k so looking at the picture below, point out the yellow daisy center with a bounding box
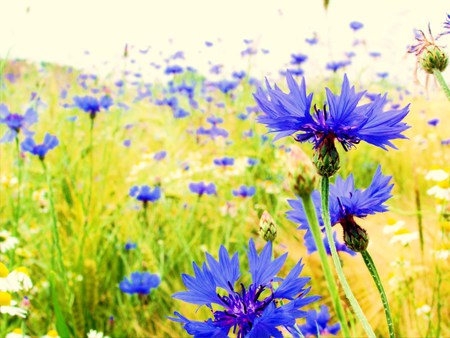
[12,329,23,334]
[0,262,10,277]
[47,329,59,337]
[15,267,29,276]
[0,291,12,306]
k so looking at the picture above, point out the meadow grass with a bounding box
[0,59,449,337]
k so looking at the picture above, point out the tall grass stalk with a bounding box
[432,69,450,101]
[321,177,376,338]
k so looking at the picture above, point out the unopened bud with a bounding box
[313,135,340,177]
[341,216,369,252]
[287,145,318,197]
[420,45,448,74]
[259,211,277,242]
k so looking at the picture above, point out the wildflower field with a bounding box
[1,10,449,338]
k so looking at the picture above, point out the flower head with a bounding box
[119,272,160,295]
[287,166,393,252]
[21,133,59,160]
[73,95,113,119]
[299,305,341,337]
[170,239,319,338]
[232,185,256,198]
[129,185,161,205]
[0,231,19,253]
[0,104,38,143]
[189,182,217,197]
[350,21,364,31]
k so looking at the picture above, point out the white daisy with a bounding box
[6,329,31,338]
[0,231,19,253]
[87,329,110,338]
[40,330,60,338]
[426,186,450,201]
[0,292,27,318]
[425,169,449,182]
[0,263,21,292]
[390,229,418,245]
[9,267,33,291]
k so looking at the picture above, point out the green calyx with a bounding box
[420,45,448,74]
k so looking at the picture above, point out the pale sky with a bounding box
[1,0,449,84]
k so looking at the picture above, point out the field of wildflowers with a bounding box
[0,10,449,338]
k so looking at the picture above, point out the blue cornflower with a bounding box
[125,241,137,250]
[253,72,410,175]
[232,185,256,198]
[189,182,217,197]
[129,185,161,206]
[287,166,393,252]
[165,65,184,75]
[215,80,239,94]
[170,239,320,338]
[119,272,160,295]
[299,305,341,337]
[21,133,59,160]
[213,157,235,167]
[291,53,308,65]
[73,95,113,119]
[207,116,224,126]
[441,14,450,36]
[247,158,259,166]
[428,118,440,127]
[154,150,167,161]
[232,71,247,80]
[350,21,364,31]
[326,61,350,72]
[0,104,38,142]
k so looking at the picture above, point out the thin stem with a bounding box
[321,177,376,338]
[432,69,450,101]
[301,195,351,337]
[13,136,23,238]
[361,250,395,338]
[41,160,66,281]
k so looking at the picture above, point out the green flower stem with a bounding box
[321,177,376,338]
[13,136,23,238]
[361,250,395,338]
[433,69,450,101]
[41,160,66,281]
[301,195,351,338]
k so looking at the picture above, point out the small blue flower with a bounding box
[154,151,167,161]
[247,158,259,166]
[215,80,239,94]
[299,305,341,337]
[189,182,217,196]
[0,104,38,143]
[232,185,256,198]
[213,157,234,167]
[287,166,393,252]
[21,133,59,160]
[291,53,308,65]
[73,95,113,119]
[326,61,351,72]
[129,185,161,204]
[350,21,364,31]
[165,65,184,75]
[125,241,137,250]
[119,272,160,295]
[170,239,320,338]
[253,72,410,151]
[428,118,440,127]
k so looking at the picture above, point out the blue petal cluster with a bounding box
[299,305,341,337]
[0,104,38,142]
[119,272,160,294]
[170,239,319,338]
[253,72,410,151]
[189,182,217,196]
[21,133,59,160]
[232,185,256,198]
[287,165,393,241]
[129,185,161,204]
[73,95,113,118]
[213,157,235,167]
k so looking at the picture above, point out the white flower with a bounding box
[426,186,450,201]
[0,263,21,292]
[383,219,405,234]
[0,231,19,253]
[0,292,27,318]
[390,229,418,246]
[431,249,450,260]
[425,169,449,182]
[40,330,60,338]
[9,268,33,291]
[87,329,110,338]
[6,329,31,338]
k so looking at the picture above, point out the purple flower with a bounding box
[290,53,308,65]
[189,182,217,196]
[125,241,137,250]
[73,95,113,119]
[129,185,161,204]
[0,104,38,143]
[428,118,440,127]
[350,21,364,31]
[326,61,351,72]
[299,305,341,337]
[253,72,410,151]
[21,133,59,160]
[165,65,184,75]
[119,272,160,295]
[247,158,259,166]
[170,239,320,338]
[287,166,393,252]
[213,157,234,167]
[154,151,167,161]
[232,185,256,198]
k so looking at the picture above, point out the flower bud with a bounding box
[287,146,318,197]
[341,217,369,252]
[259,211,277,242]
[313,135,340,177]
[420,45,448,74]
